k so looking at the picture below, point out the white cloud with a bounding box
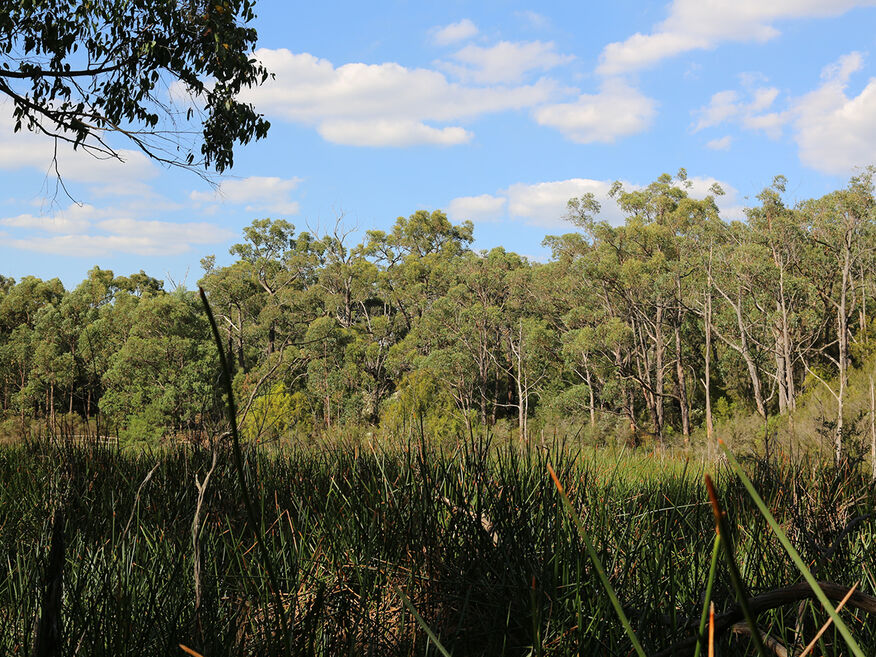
[505,179,629,226]
[1,203,232,257]
[447,194,507,222]
[1,212,88,234]
[448,178,631,228]
[693,83,785,137]
[318,120,472,147]
[792,52,876,174]
[439,41,574,84]
[684,176,745,220]
[448,174,743,228]
[534,79,657,143]
[694,90,741,129]
[706,135,733,150]
[240,49,562,147]
[515,10,550,29]
[691,53,876,174]
[430,19,479,46]
[191,175,302,214]
[0,102,159,190]
[597,0,876,75]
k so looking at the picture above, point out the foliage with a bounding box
[0,0,271,173]
[1,439,874,655]
[1,173,875,461]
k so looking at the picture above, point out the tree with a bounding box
[1,0,271,176]
[100,290,220,443]
[799,168,875,461]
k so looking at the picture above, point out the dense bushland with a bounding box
[2,169,875,462]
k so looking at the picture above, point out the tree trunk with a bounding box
[705,253,715,445]
[734,289,767,418]
[583,353,596,429]
[515,335,526,441]
[713,281,767,418]
[654,304,665,439]
[674,282,690,439]
[776,263,796,412]
[775,323,788,414]
[835,245,851,462]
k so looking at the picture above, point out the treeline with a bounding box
[1,169,874,453]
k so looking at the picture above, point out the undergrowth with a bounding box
[1,438,874,656]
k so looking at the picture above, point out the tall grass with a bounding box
[1,438,874,655]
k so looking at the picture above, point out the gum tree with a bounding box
[1,0,271,176]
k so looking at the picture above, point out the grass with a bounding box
[1,436,875,656]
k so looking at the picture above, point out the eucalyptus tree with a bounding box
[798,168,876,459]
[565,171,720,441]
[1,0,272,177]
[100,290,220,441]
[746,177,816,415]
[0,277,65,425]
[364,210,473,331]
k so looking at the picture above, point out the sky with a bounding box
[2,0,876,288]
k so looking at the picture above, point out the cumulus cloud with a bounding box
[692,53,876,175]
[793,52,876,174]
[684,176,745,220]
[430,19,479,46]
[534,79,658,143]
[504,179,630,226]
[706,135,733,150]
[191,176,303,214]
[597,0,876,75]
[240,49,562,147]
[0,103,159,192]
[693,82,785,137]
[448,174,742,228]
[318,120,472,147]
[439,41,574,84]
[0,203,232,257]
[448,178,630,228]
[447,194,507,222]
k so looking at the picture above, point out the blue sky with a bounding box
[2,1,876,287]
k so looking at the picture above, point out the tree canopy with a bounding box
[1,171,875,460]
[0,0,271,174]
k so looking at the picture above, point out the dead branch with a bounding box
[650,581,876,657]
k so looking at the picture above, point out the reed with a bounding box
[0,438,874,655]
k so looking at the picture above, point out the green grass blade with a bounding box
[547,464,647,657]
[198,287,291,653]
[394,586,453,657]
[693,533,721,657]
[718,441,865,657]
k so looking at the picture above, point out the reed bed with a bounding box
[1,438,874,656]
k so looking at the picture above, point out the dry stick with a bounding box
[178,644,205,657]
[199,288,292,654]
[121,460,161,542]
[649,582,876,657]
[192,449,218,611]
[730,623,788,657]
[798,582,858,657]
